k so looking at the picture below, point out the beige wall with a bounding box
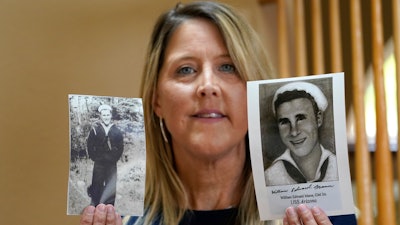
[0,1,275,224]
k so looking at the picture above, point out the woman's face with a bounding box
[153,18,248,160]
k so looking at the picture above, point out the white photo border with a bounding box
[67,94,146,216]
[247,73,354,220]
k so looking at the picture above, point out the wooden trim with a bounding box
[350,1,374,225]
[310,0,325,74]
[277,0,290,77]
[371,0,396,224]
[294,0,307,76]
[329,0,343,72]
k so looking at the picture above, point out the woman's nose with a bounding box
[196,70,220,97]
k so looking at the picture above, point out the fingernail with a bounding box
[312,206,321,215]
[86,206,95,214]
[287,206,296,216]
[107,206,114,214]
[298,204,308,212]
[98,204,106,212]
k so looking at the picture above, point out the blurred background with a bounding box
[2,0,399,224]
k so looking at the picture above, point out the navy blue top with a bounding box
[125,208,357,225]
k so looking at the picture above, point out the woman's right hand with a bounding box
[283,204,332,225]
[80,204,122,225]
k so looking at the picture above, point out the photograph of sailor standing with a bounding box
[87,104,124,205]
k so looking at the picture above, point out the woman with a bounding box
[80,2,356,225]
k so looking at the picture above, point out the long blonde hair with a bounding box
[136,1,274,224]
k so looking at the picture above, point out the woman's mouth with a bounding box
[194,113,224,118]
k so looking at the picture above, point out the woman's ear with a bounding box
[153,90,162,117]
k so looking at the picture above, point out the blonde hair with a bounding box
[135,1,274,224]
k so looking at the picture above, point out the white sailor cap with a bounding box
[98,104,112,112]
[272,81,328,115]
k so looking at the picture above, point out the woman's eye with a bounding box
[219,64,236,73]
[177,66,195,75]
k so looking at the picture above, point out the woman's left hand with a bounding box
[80,204,122,225]
[283,204,332,225]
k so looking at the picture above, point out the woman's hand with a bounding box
[80,204,122,225]
[283,204,332,225]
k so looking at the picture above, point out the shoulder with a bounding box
[92,122,103,131]
[264,160,293,186]
[122,210,161,225]
[320,146,336,158]
[265,160,285,175]
[122,216,138,225]
[265,149,293,175]
[110,124,123,133]
[88,123,101,135]
[328,214,357,225]
[321,147,337,165]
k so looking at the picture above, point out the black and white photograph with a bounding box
[67,94,145,216]
[261,77,337,186]
[247,73,354,220]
